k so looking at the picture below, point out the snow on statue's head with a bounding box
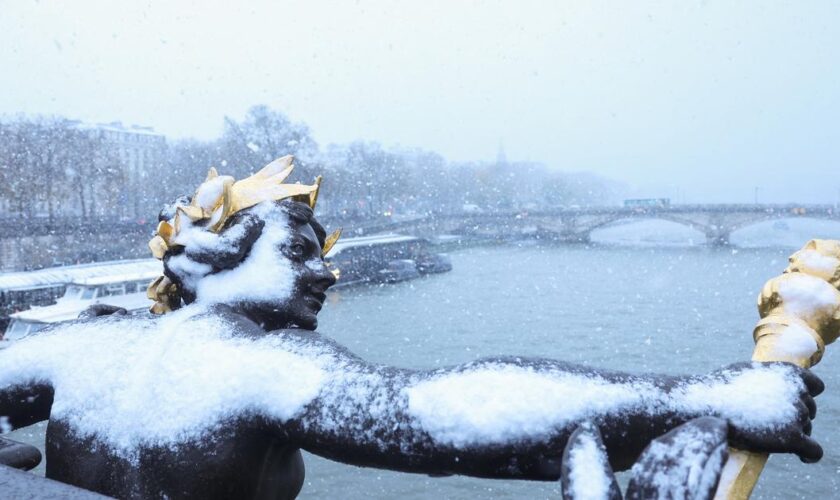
[147,156,339,331]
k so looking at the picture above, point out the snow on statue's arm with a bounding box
[261,329,823,479]
[0,336,56,433]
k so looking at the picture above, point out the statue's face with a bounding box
[236,219,336,331]
[170,202,335,331]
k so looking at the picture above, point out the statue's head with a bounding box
[147,156,339,331]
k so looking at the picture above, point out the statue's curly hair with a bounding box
[160,199,327,307]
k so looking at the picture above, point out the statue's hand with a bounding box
[687,362,824,463]
[626,417,729,500]
[78,304,129,320]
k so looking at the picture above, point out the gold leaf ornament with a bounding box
[322,227,342,257]
[146,275,179,315]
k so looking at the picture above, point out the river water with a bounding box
[304,243,840,499]
[8,240,840,498]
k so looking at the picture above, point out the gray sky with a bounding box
[1,0,839,203]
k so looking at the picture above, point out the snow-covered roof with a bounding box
[11,302,94,323]
[73,121,164,137]
[328,234,422,257]
[10,290,153,323]
[71,270,161,287]
[0,260,161,292]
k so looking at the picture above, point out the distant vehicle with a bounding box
[377,259,421,284]
[0,259,161,318]
[2,269,158,341]
[462,203,483,213]
[623,198,671,209]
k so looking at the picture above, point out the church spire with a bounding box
[496,140,507,165]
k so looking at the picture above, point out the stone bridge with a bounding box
[352,204,840,246]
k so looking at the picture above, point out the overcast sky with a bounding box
[1,0,838,203]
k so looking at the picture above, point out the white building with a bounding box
[76,121,167,218]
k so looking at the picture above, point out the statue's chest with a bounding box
[46,419,302,499]
[40,331,326,454]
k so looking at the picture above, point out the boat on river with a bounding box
[377,259,421,283]
[326,233,451,287]
[2,269,159,341]
[0,259,160,319]
[1,234,451,339]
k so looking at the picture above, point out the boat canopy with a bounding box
[10,269,159,324]
[0,259,161,292]
[70,270,161,287]
[9,303,92,324]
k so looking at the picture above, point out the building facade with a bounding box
[77,121,167,219]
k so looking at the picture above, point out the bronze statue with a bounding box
[0,158,832,499]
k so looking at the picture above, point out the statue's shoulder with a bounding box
[263,328,363,361]
[188,304,266,339]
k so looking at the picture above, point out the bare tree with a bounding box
[0,107,624,228]
[221,105,318,178]
[0,117,69,218]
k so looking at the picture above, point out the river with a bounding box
[304,242,840,499]
[8,240,840,498]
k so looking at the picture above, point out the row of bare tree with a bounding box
[0,119,124,219]
[0,106,623,222]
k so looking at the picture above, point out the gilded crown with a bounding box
[146,155,341,314]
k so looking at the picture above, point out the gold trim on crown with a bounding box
[148,156,323,258]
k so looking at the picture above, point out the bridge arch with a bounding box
[587,218,706,246]
[583,214,711,235]
[725,212,840,233]
[729,217,840,247]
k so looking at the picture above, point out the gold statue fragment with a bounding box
[715,239,840,499]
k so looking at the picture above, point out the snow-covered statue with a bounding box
[0,157,836,499]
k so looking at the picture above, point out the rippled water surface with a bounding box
[9,242,840,498]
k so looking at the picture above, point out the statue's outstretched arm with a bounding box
[267,330,820,480]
